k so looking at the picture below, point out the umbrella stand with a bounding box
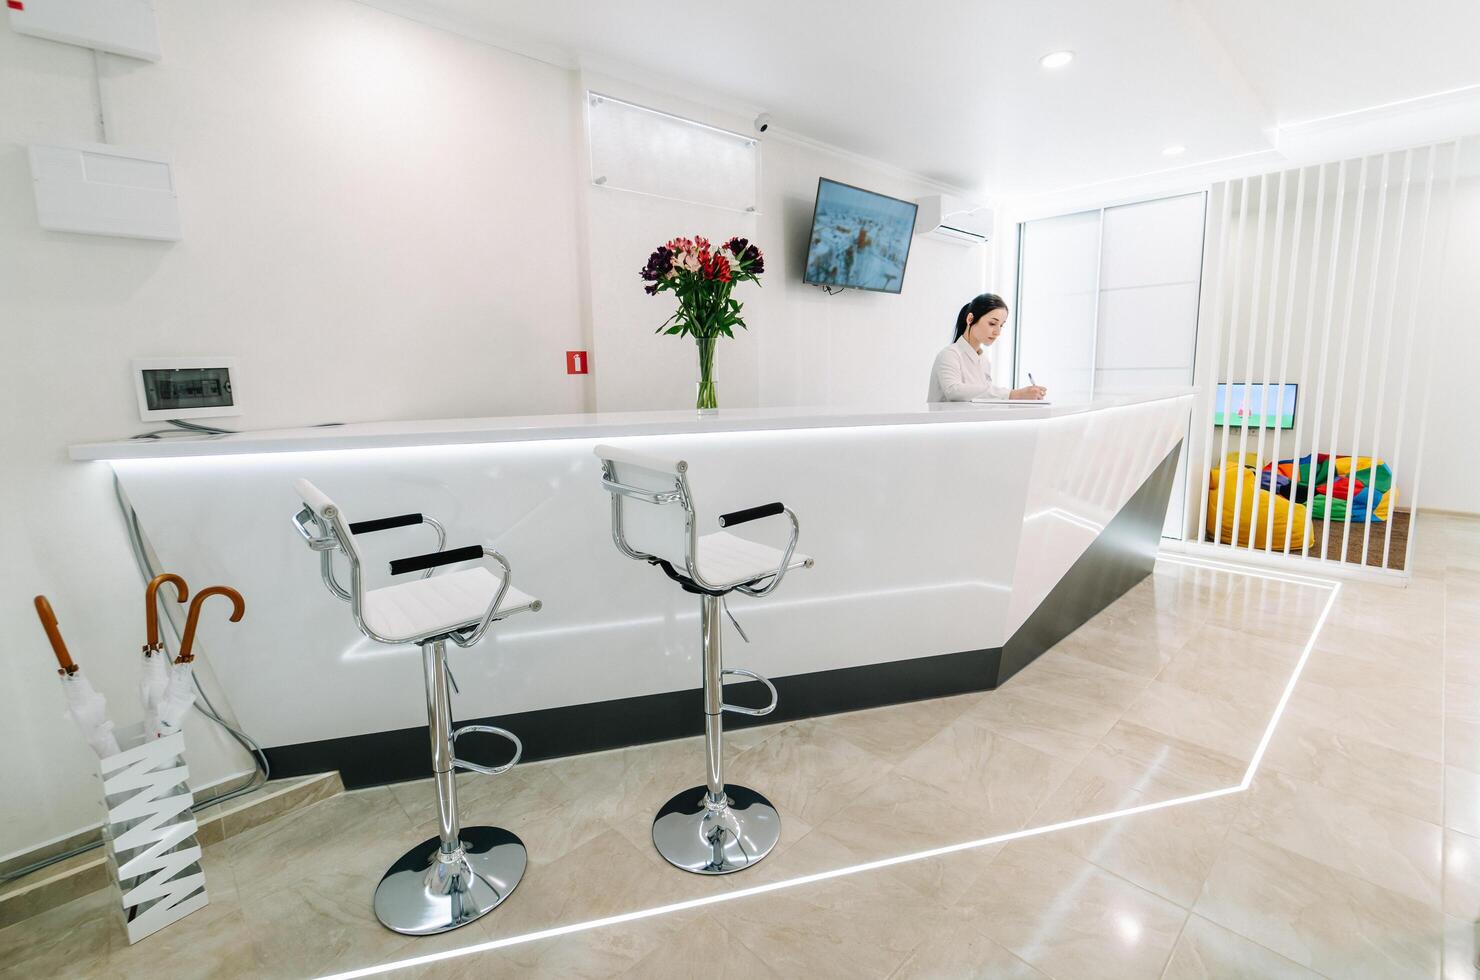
[110,583,240,938]
[98,729,210,943]
[33,592,210,943]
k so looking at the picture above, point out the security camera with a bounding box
[754,113,771,134]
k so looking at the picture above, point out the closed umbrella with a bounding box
[34,596,121,759]
[140,573,189,738]
[154,586,244,738]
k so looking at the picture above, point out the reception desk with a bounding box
[72,391,1192,785]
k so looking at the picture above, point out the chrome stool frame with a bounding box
[596,445,812,875]
[292,481,541,935]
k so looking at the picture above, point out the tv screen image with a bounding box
[1214,383,1298,430]
[803,178,918,294]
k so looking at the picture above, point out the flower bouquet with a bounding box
[640,235,764,410]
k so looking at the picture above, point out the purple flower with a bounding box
[640,245,673,284]
[723,237,763,275]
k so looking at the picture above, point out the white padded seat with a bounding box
[363,566,537,641]
[693,532,811,591]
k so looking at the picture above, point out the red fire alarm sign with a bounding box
[566,350,589,375]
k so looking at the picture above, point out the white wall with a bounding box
[1419,173,1480,515]
[751,141,990,408]
[0,0,589,862]
[0,0,986,859]
[576,76,989,414]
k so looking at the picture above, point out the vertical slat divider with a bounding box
[1404,139,1464,574]
[1319,154,1371,565]
[1212,177,1252,549]
[1382,144,1440,570]
[1300,158,1349,558]
[1195,182,1235,543]
[1250,168,1290,552]
[1337,151,1393,565]
[1088,209,1106,400]
[1359,148,1414,565]
[1283,162,1327,556]
[1265,166,1307,553]
[1229,174,1270,549]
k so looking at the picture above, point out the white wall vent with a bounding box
[29,142,181,241]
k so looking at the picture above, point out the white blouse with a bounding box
[927,336,1009,402]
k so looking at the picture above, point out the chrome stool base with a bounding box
[652,784,781,875]
[373,826,527,935]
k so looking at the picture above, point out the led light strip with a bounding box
[319,553,1340,980]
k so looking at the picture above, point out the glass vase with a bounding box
[695,335,718,411]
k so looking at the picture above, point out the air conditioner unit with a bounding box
[915,194,993,246]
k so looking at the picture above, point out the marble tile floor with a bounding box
[0,770,344,930]
[4,513,1479,979]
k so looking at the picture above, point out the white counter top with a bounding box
[70,389,1194,460]
[110,390,1193,750]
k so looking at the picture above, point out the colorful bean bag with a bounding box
[1208,456,1314,550]
[1259,465,1292,497]
[1261,454,1396,522]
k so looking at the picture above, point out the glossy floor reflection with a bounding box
[5,516,1479,979]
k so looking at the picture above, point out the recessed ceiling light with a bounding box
[1162,144,1187,157]
[1039,50,1074,69]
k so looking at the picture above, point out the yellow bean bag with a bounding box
[1206,459,1314,550]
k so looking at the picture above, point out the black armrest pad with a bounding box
[349,513,422,534]
[389,544,482,576]
[718,502,784,528]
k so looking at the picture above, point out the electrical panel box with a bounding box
[6,0,162,62]
[133,358,242,422]
[29,142,182,241]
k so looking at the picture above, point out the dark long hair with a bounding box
[953,293,1009,342]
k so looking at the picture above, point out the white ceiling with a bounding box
[373,0,1480,198]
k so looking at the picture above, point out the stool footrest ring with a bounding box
[721,667,778,717]
[451,725,523,775]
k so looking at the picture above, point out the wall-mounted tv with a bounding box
[1215,383,1298,430]
[803,178,918,294]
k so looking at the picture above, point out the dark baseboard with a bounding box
[267,442,1181,789]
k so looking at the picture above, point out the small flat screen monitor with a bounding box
[803,178,918,294]
[1215,383,1297,430]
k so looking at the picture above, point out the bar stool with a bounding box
[595,445,812,874]
[291,479,541,935]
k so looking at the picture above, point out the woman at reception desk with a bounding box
[928,292,1048,403]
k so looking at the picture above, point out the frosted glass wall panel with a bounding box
[1014,209,1101,398]
[587,92,758,212]
[1015,192,1206,537]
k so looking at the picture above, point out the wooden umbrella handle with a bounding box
[34,595,77,675]
[145,573,189,652]
[178,586,245,663]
